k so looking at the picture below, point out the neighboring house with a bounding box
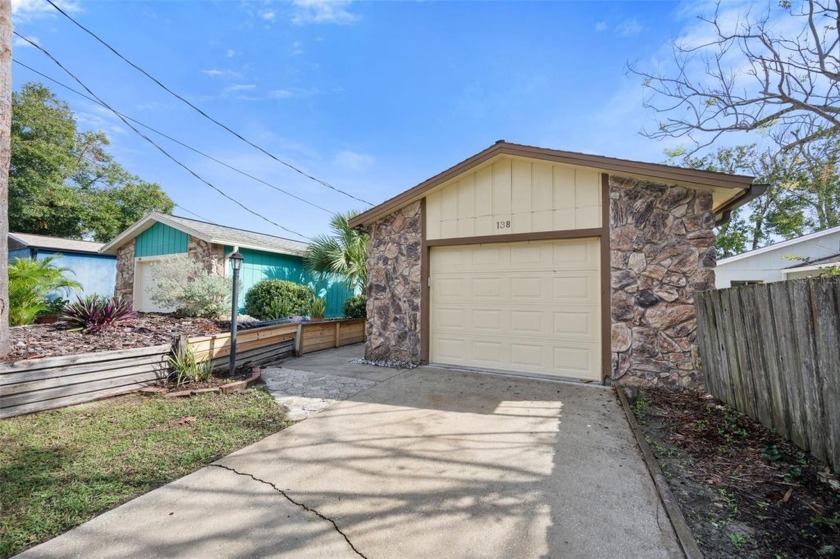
[8,232,116,298]
[716,225,840,288]
[349,141,763,387]
[100,212,354,317]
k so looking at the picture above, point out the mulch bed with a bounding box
[6,314,226,363]
[632,387,839,558]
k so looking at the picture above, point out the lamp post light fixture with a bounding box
[228,250,244,378]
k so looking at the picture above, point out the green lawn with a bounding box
[0,390,289,558]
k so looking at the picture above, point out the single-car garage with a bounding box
[430,238,601,380]
[351,141,762,387]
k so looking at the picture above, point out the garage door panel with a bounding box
[430,238,601,381]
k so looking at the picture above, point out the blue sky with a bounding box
[10,0,756,242]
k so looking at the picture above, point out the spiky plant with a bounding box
[304,210,369,292]
[8,256,81,326]
[62,295,135,334]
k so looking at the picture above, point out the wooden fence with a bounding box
[695,277,840,470]
[1,319,366,419]
[297,319,366,355]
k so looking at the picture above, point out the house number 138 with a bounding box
[496,220,511,229]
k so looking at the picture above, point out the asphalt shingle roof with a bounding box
[9,233,106,254]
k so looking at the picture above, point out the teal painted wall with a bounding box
[135,222,188,257]
[226,247,354,318]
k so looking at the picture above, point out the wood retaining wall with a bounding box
[298,319,366,355]
[695,278,840,470]
[0,344,172,419]
[1,319,365,419]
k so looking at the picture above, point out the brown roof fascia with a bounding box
[714,183,769,225]
[349,141,756,228]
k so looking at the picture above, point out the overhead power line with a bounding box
[14,59,336,216]
[14,31,312,242]
[45,0,374,207]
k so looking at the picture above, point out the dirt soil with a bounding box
[632,388,839,558]
[6,314,226,363]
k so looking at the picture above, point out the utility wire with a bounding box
[45,0,374,207]
[173,204,211,222]
[14,31,312,242]
[14,59,336,216]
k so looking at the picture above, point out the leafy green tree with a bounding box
[667,144,812,257]
[304,211,369,292]
[9,83,174,241]
[8,256,81,326]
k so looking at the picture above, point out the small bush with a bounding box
[149,256,232,319]
[309,297,327,318]
[169,341,212,386]
[63,295,135,334]
[343,295,367,318]
[244,280,314,320]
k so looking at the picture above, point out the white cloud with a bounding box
[201,69,240,78]
[226,49,238,58]
[292,41,304,55]
[334,150,374,171]
[226,84,257,92]
[616,18,645,37]
[595,21,608,32]
[261,10,276,21]
[12,35,38,48]
[291,0,358,25]
[12,0,80,21]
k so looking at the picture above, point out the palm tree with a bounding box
[304,211,369,293]
[9,255,81,325]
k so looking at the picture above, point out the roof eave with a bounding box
[349,141,756,228]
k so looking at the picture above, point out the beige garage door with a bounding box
[430,238,601,381]
[134,259,177,313]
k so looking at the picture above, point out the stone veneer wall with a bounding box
[114,240,136,301]
[609,176,716,388]
[188,237,226,277]
[365,201,422,363]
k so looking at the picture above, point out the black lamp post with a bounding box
[228,251,244,378]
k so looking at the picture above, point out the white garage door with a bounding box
[430,238,602,381]
[134,259,177,313]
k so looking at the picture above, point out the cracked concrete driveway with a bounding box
[18,345,681,559]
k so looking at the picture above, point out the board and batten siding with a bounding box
[425,157,602,240]
[227,247,355,318]
[135,222,189,257]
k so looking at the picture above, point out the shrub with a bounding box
[309,297,327,319]
[63,295,135,334]
[9,256,81,326]
[343,295,367,318]
[169,341,212,386]
[244,280,314,320]
[149,256,232,319]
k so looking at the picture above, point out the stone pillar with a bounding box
[188,237,226,277]
[609,176,716,388]
[114,240,136,301]
[365,201,422,364]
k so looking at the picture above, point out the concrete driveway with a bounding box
[19,346,681,559]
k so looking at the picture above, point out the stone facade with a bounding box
[609,176,716,388]
[365,201,422,363]
[188,237,226,277]
[114,240,136,301]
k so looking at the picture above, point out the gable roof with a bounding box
[717,224,840,266]
[349,141,762,228]
[9,233,106,255]
[100,212,309,257]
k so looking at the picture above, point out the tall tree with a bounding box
[9,82,174,241]
[0,0,10,357]
[633,0,839,153]
[667,144,812,256]
[304,211,369,293]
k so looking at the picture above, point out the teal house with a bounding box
[8,233,116,298]
[100,212,353,317]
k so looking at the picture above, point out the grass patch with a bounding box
[0,390,288,558]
